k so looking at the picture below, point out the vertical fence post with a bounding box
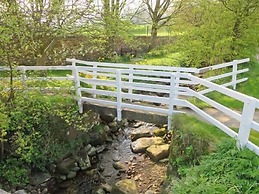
[129,67,133,102]
[20,66,27,87]
[92,64,97,98]
[232,60,238,90]
[116,70,122,121]
[175,70,180,99]
[72,59,83,113]
[237,98,256,149]
[168,73,178,131]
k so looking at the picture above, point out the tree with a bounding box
[170,0,259,67]
[100,0,134,57]
[0,0,95,66]
[143,0,183,48]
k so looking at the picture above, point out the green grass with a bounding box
[130,24,173,36]
[173,114,229,147]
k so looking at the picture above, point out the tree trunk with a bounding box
[150,24,158,50]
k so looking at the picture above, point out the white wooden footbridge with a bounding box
[0,58,259,155]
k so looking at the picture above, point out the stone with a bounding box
[109,121,119,133]
[131,137,164,153]
[113,161,127,172]
[96,145,106,153]
[13,190,27,194]
[100,113,115,123]
[57,158,77,175]
[71,166,80,172]
[146,144,170,162]
[78,155,91,170]
[88,146,97,156]
[67,171,77,179]
[59,175,67,181]
[30,172,51,186]
[153,127,167,137]
[0,189,10,194]
[130,127,152,141]
[111,179,139,194]
[89,124,108,146]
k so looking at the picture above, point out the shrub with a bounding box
[0,90,95,187]
[172,140,259,194]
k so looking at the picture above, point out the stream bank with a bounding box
[1,114,172,194]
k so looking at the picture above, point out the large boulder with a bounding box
[146,144,170,162]
[131,137,164,153]
[111,179,139,194]
[130,127,152,141]
[153,127,167,137]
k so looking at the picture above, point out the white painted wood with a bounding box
[66,58,198,73]
[237,99,257,148]
[197,58,249,72]
[246,141,259,155]
[79,78,116,87]
[80,88,117,97]
[187,88,242,121]
[187,74,252,103]
[168,73,177,130]
[123,82,170,90]
[232,60,238,90]
[122,93,169,104]
[72,59,83,113]
[20,66,27,87]
[199,78,248,95]
[251,122,259,132]
[81,97,117,106]
[206,68,249,82]
[116,70,122,121]
[186,101,238,138]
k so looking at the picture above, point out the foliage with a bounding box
[171,140,259,194]
[170,0,259,67]
[169,114,227,175]
[0,90,95,187]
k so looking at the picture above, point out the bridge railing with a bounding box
[174,73,259,155]
[66,58,250,95]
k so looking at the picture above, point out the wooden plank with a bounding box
[187,88,242,121]
[122,93,169,104]
[246,141,259,156]
[79,78,116,87]
[187,74,250,102]
[80,88,117,97]
[206,68,249,82]
[199,78,248,95]
[186,101,238,138]
[81,97,117,106]
[66,58,198,73]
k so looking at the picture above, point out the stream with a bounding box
[54,121,168,194]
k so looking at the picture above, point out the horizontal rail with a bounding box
[206,68,249,82]
[199,78,248,95]
[66,58,198,73]
[186,74,252,103]
[186,101,238,137]
[80,88,117,97]
[198,58,250,73]
[187,88,242,121]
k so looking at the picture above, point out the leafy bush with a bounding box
[172,140,259,194]
[169,114,227,175]
[0,90,95,187]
